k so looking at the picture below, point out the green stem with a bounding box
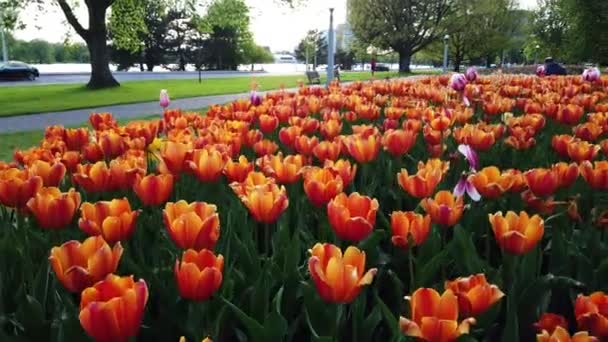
[264,223,271,258]
[408,246,415,291]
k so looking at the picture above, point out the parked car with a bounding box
[374,64,390,72]
[0,61,39,80]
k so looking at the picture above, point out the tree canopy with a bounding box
[349,0,454,72]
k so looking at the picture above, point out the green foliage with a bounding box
[532,0,608,65]
[109,0,148,54]
[348,0,454,72]
[5,34,89,64]
[294,30,328,68]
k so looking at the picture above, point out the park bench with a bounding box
[306,71,321,85]
[305,69,341,85]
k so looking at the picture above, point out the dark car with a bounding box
[374,64,390,72]
[0,61,40,80]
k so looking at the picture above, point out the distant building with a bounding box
[273,54,297,63]
[336,23,354,51]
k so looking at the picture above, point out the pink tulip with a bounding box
[449,73,467,92]
[250,90,261,106]
[465,67,478,82]
[159,89,170,109]
[454,174,481,201]
[582,67,601,82]
[536,65,546,77]
[458,144,479,171]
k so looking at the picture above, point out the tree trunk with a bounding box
[85,4,119,89]
[398,51,412,73]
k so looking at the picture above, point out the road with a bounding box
[0,70,302,87]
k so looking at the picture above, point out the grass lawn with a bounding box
[0,71,402,117]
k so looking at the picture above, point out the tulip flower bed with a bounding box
[2,73,608,342]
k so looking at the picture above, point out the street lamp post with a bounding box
[327,8,335,86]
[443,34,449,73]
[0,29,7,63]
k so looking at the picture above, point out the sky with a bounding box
[13,0,538,52]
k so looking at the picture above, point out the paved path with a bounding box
[0,92,254,133]
[0,70,301,87]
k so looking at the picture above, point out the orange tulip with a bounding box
[390,211,431,248]
[63,128,90,151]
[537,326,598,342]
[174,249,223,301]
[98,131,127,159]
[399,288,475,342]
[575,292,608,338]
[82,142,105,163]
[453,124,496,152]
[382,129,417,156]
[223,155,254,183]
[89,112,117,131]
[108,157,146,191]
[580,161,608,189]
[524,168,560,197]
[444,274,504,318]
[278,126,302,148]
[327,192,378,242]
[179,337,213,342]
[534,313,568,334]
[320,119,343,139]
[504,168,526,192]
[186,148,228,182]
[567,140,600,162]
[160,141,191,175]
[164,200,220,251]
[308,243,377,303]
[294,135,319,156]
[257,153,306,184]
[229,171,275,197]
[125,120,160,146]
[313,140,342,162]
[303,167,344,207]
[252,139,279,156]
[343,134,381,164]
[469,166,513,199]
[79,199,140,244]
[59,151,81,173]
[420,191,464,227]
[27,187,81,229]
[49,236,123,293]
[0,168,43,208]
[324,159,357,187]
[398,167,443,198]
[238,183,289,223]
[574,122,603,142]
[521,190,560,215]
[133,174,174,206]
[556,104,584,125]
[73,162,111,193]
[79,274,148,342]
[488,211,544,255]
[258,114,279,134]
[553,162,579,188]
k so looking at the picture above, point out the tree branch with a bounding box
[56,0,88,39]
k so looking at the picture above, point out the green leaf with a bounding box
[451,225,487,275]
[360,305,383,342]
[263,311,288,341]
[220,296,265,342]
[501,295,519,342]
[374,291,401,339]
[416,246,451,287]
